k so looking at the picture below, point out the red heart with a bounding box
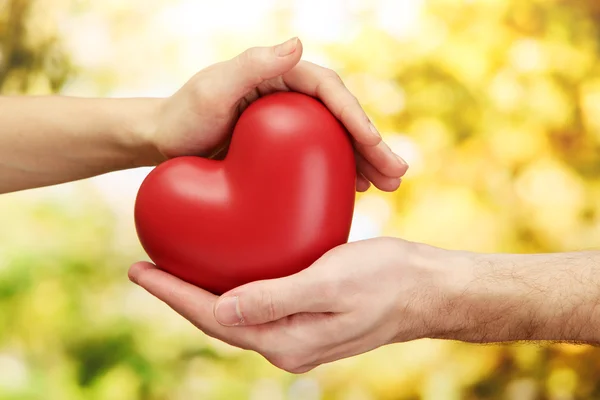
[134,92,356,295]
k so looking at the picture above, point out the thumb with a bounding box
[213,274,329,326]
[221,37,303,98]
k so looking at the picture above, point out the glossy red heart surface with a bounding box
[134,92,356,294]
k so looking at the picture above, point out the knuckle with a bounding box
[339,102,353,122]
[315,69,344,98]
[237,48,266,85]
[322,68,342,83]
[287,366,309,375]
[185,73,221,109]
[290,364,315,374]
[239,48,254,65]
[269,354,305,373]
[194,82,218,106]
[257,288,278,322]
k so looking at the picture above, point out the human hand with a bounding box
[128,238,463,373]
[129,232,600,374]
[143,37,408,192]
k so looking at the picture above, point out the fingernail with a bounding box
[368,122,381,138]
[275,37,298,57]
[395,153,408,167]
[215,296,243,326]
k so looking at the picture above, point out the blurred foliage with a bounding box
[328,0,600,255]
[0,0,71,93]
[2,0,600,399]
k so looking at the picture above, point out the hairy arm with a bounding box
[126,236,600,373]
[0,96,163,194]
[436,250,600,345]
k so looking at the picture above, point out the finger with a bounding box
[213,273,333,327]
[354,139,409,179]
[356,172,371,192]
[355,151,402,192]
[128,262,253,347]
[282,61,377,147]
[221,37,303,99]
[282,61,408,177]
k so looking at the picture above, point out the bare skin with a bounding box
[0,37,407,194]
[130,240,600,373]
[3,37,597,375]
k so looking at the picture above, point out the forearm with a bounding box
[435,249,600,344]
[0,96,164,193]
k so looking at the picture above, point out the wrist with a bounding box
[401,244,482,341]
[388,240,477,342]
[111,97,167,168]
[398,244,544,343]
[424,251,531,343]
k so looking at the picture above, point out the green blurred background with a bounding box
[1,0,600,398]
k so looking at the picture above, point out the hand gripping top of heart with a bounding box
[134,92,356,294]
